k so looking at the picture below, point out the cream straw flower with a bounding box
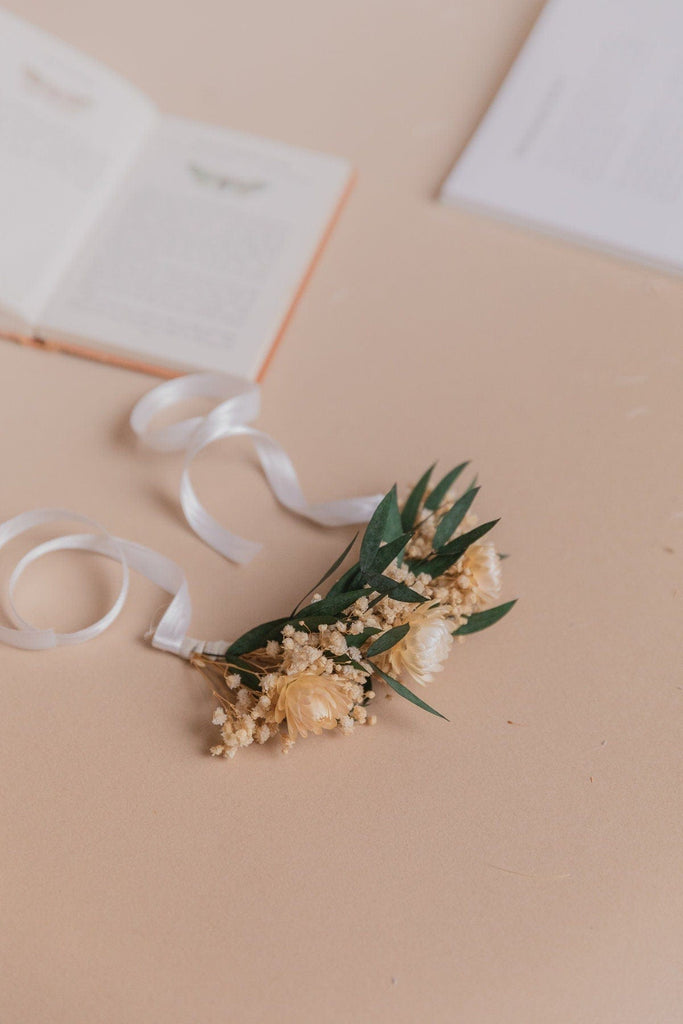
[462,541,502,608]
[274,671,353,739]
[378,602,453,687]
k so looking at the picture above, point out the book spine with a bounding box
[1,331,180,378]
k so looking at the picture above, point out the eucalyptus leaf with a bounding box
[366,622,410,657]
[387,582,429,603]
[326,564,361,597]
[226,617,290,657]
[370,530,413,575]
[382,487,404,543]
[370,663,448,720]
[432,486,480,550]
[296,588,369,621]
[414,519,500,578]
[345,626,381,648]
[291,613,340,631]
[400,464,435,530]
[438,519,500,561]
[359,486,397,573]
[424,462,469,511]
[290,533,358,615]
[454,600,517,635]
[365,573,428,603]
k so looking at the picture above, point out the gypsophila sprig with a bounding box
[193,464,516,758]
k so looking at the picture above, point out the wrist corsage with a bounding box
[192,463,516,758]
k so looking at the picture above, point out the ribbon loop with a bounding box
[1,372,383,656]
[130,372,383,564]
[0,510,130,650]
[0,509,196,657]
[130,372,260,452]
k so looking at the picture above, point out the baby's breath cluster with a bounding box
[193,462,515,759]
[198,621,370,758]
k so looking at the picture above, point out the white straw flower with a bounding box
[462,541,502,608]
[274,671,353,739]
[378,602,453,687]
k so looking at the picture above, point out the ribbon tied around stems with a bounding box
[0,374,383,657]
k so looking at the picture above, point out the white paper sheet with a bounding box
[441,0,683,274]
[0,9,155,321]
[41,116,350,378]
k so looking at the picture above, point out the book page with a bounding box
[441,0,683,274]
[40,116,350,378]
[0,10,156,324]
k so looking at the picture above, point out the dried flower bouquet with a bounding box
[193,463,515,758]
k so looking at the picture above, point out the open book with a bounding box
[441,0,683,276]
[0,10,352,379]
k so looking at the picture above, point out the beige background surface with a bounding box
[1,1,682,1021]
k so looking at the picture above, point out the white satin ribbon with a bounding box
[1,373,382,657]
[129,372,383,563]
[0,507,201,657]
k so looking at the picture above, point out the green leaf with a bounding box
[439,519,500,561]
[414,519,500,579]
[387,582,429,603]
[292,613,341,631]
[326,564,361,597]
[366,622,409,657]
[454,600,517,635]
[432,486,480,550]
[400,464,435,530]
[424,462,469,511]
[296,588,369,621]
[291,533,358,615]
[360,486,397,573]
[226,617,290,656]
[383,487,404,543]
[340,626,380,647]
[364,573,428,603]
[345,627,381,648]
[369,530,413,575]
[370,663,448,721]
